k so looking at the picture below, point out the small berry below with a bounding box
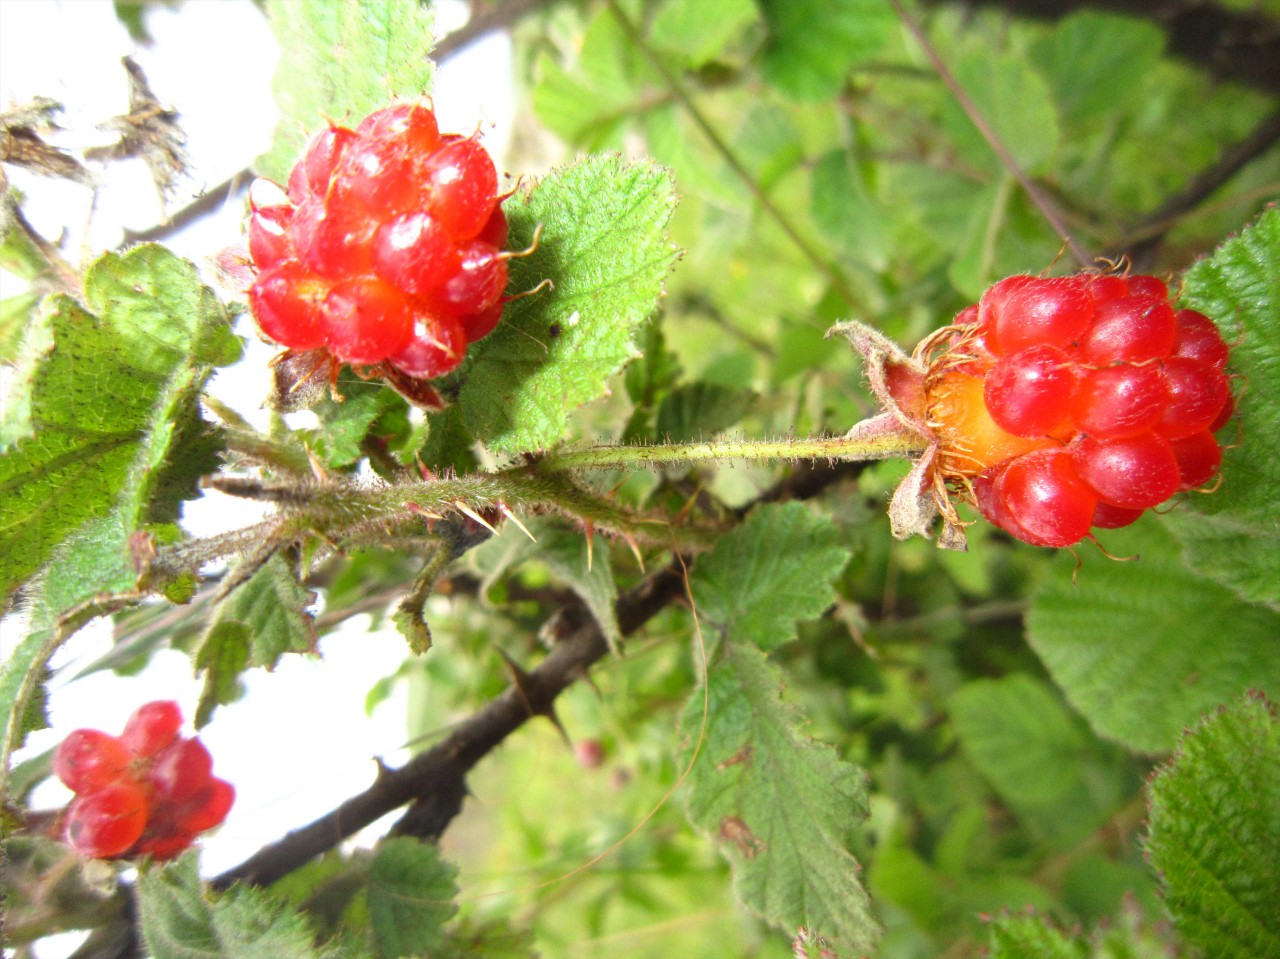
[246,101,510,385]
[53,701,233,860]
[923,273,1232,548]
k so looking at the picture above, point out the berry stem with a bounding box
[534,416,929,473]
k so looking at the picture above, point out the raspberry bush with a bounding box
[1,2,1278,959]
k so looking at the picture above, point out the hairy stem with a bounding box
[534,428,929,473]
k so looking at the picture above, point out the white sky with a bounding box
[1,2,515,955]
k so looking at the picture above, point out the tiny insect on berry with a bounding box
[52,701,234,861]
[243,100,519,405]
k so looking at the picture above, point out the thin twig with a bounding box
[889,0,1092,268]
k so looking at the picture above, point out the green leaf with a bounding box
[654,381,754,443]
[137,854,322,959]
[469,517,621,652]
[759,0,894,100]
[1030,12,1164,127]
[986,913,1085,959]
[939,51,1060,176]
[458,154,679,453]
[1163,207,1280,610]
[436,918,537,959]
[366,838,459,959]
[1027,521,1280,752]
[194,555,317,726]
[259,0,434,180]
[649,0,760,67]
[689,502,850,651]
[679,641,878,950]
[1,835,123,944]
[0,246,239,771]
[950,675,1132,844]
[810,148,887,269]
[1146,692,1280,959]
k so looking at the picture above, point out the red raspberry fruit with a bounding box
[53,701,233,861]
[244,100,512,394]
[923,272,1232,548]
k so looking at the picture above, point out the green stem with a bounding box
[535,428,928,473]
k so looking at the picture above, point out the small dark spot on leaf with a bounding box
[719,815,765,859]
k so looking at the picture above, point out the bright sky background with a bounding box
[0,2,514,955]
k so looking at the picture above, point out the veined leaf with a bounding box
[458,154,679,453]
[366,838,458,959]
[1027,521,1280,752]
[259,0,434,181]
[679,642,878,950]
[759,0,894,100]
[469,517,621,653]
[1146,692,1280,959]
[194,554,318,727]
[689,502,850,652]
[137,854,323,959]
[1164,207,1280,610]
[0,245,239,775]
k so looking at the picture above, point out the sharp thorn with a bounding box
[622,531,645,572]
[498,502,537,541]
[454,500,498,534]
[584,520,595,572]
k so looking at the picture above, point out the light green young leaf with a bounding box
[1027,522,1280,752]
[469,517,621,652]
[679,642,878,951]
[1146,692,1280,959]
[532,7,659,148]
[458,154,679,453]
[810,148,887,269]
[366,838,459,959]
[949,675,1131,845]
[1029,12,1164,127]
[939,52,1060,176]
[194,555,317,726]
[435,917,537,959]
[986,913,1085,959]
[654,381,754,443]
[759,0,894,100]
[689,502,850,651]
[987,902,1180,959]
[1163,207,1280,610]
[259,0,434,180]
[649,0,760,68]
[137,854,322,959]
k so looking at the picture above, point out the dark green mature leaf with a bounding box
[137,854,323,959]
[759,0,894,100]
[1147,693,1280,959]
[458,155,679,453]
[654,381,754,443]
[1029,12,1164,127]
[366,838,459,959]
[0,245,238,771]
[679,642,877,951]
[950,675,1131,844]
[1164,207,1280,610]
[469,517,621,652]
[259,0,434,181]
[1027,522,1280,752]
[689,502,850,651]
[194,555,317,726]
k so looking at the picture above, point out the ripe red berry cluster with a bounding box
[53,701,234,860]
[247,101,510,379]
[925,273,1232,548]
